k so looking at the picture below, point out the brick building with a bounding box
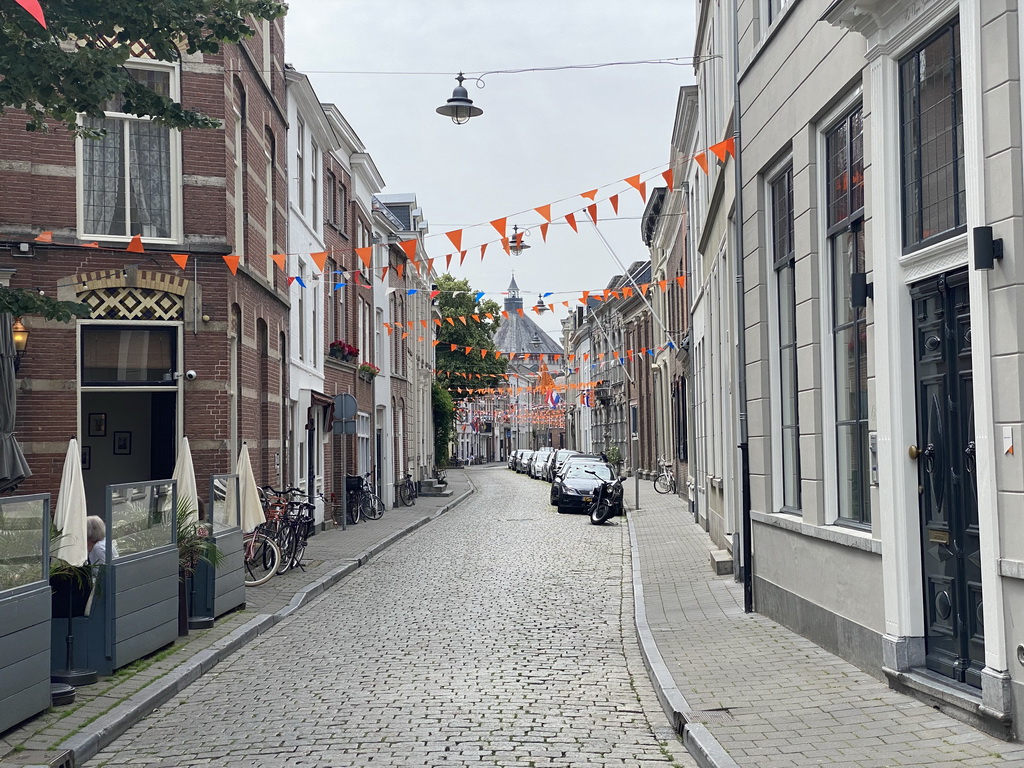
[0,23,291,511]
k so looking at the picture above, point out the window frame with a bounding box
[767,161,801,514]
[76,59,183,245]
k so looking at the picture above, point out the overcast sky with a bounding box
[285,1,697,340]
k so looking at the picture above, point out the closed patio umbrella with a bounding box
[0,314,30,493]
[237,442,265,533]
[52,437,88,566]
[172,436,199,525]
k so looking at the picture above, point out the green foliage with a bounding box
[176,499,223,579]
[434,274,507,398]
[0,0,288,135]
[432,379,455,465]
[605,446,623,465]
[0,287,89,322]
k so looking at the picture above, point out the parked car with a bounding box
[551,461,619,514]
[528,447,554,478]
[550,454,607,505]
[515,450,535,473]
[544,449,578,482]
[508,449,522,470]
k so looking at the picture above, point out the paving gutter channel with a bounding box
[56,482,476,768]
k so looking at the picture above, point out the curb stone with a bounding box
[626,512,741,768]
[61,483,476,767]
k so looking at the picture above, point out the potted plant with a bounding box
[329,340,358,361]
[357,361,380,382]
[177,500,223,636]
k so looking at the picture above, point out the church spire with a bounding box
[504,273,523,311]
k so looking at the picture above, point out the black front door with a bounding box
[912,269,983,688]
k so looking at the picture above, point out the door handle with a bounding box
[909,445,921,460]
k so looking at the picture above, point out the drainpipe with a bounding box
[731,0,753,614]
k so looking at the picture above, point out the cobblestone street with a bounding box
[85,467,691,768]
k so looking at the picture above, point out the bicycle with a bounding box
[351,473,385,521]
[242,529,281,586]
[654,457,676,494]
[397,472,417,507]
[433,465,448,486]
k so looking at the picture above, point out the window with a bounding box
[327,172,337,225]
[768,0,789,24]
[357,413,371,475]
[297,262,306,362]
[338,184,347,231]
[900,19,964,249]
[81,326,176,385]
[295,119,305,213]
[232,79,246,256]
[311,143,320,227]
[827,105,869,525]
[80,63,179,241]
[264,130,275,259]
[771,166,800,511]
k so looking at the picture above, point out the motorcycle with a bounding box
[585,470,625,525]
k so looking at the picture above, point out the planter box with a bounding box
[0,493,52,733]
[190,527,245,621]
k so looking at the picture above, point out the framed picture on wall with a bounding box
[81,446,91,470]
[88,413,106,437]
[113,431,132,455]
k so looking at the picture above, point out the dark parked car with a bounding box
[551,461,618,513]
[515,450,535,473]
[544,449,578,482]
[550,455,609,506]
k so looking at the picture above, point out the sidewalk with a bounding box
[626,486,1024,767]
[0,470,474,768]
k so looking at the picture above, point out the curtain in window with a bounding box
[82,117,124,236]
[129,120,171,238]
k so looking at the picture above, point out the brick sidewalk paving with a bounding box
[626,485,1024,767]
[0,470,473,768]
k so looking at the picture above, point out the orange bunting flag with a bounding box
[583,353,590,362]
[531,305,540,314]
[434,318,442,326]
[223,255,240,276]
[565,212,578,233]
[625,174,647,203]
[481,349,488,358]
[420,319,428,329]
[446,229,463,251]
[662,169,674,190]
[14,0,46,28]
[384,324,392,335]
[540,222,549,242]
[171,253,190,271]
[495,351,503,359]
[501,237,510,256]
[623,286,633,298]
[534,204,552,223]
[709,138,731,162]
[355,246,373,268]
[459,250,468,266]
[658,279,668,292]
[446,317,455,326]
[450,344,458,352]
[580,291,590,304]
[402,332,409,339]
[458,316,467,325]
[34,231,53,243]
[676,275,686,288]
[485,313,494,320]
[587,203,598,225]
[516,308,524,317]
[581,189,598,201]
[126,234,145,253]
[501,311,509,319]
[490,217,507,238]
[464,347,472,355]
[271,252,287,272]
[640,283,650,295]
[561,301,569,308]
[480,243,488,261]
[399,239,418,262]
[427,258,435,271]
[381,266,389,280]
[694,152,709,175]
[310,251,327,272]
[82,242,99,248]
[432,340,440,347]
[610,194,620,214]
[548,304,555,312]
[445,254,453,270]
[395,263,404,279]
[471,315,479,322]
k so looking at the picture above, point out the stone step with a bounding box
[710,549,733,575]
[419,486,453,497]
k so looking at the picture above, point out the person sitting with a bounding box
[86,515,119,564]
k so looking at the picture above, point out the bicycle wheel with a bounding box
[276,524,296,574]
[243,532,280,586]
[291,516,314,570]
[362,494,385,520]
[398,482,414,507]
[654,474,673,494]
